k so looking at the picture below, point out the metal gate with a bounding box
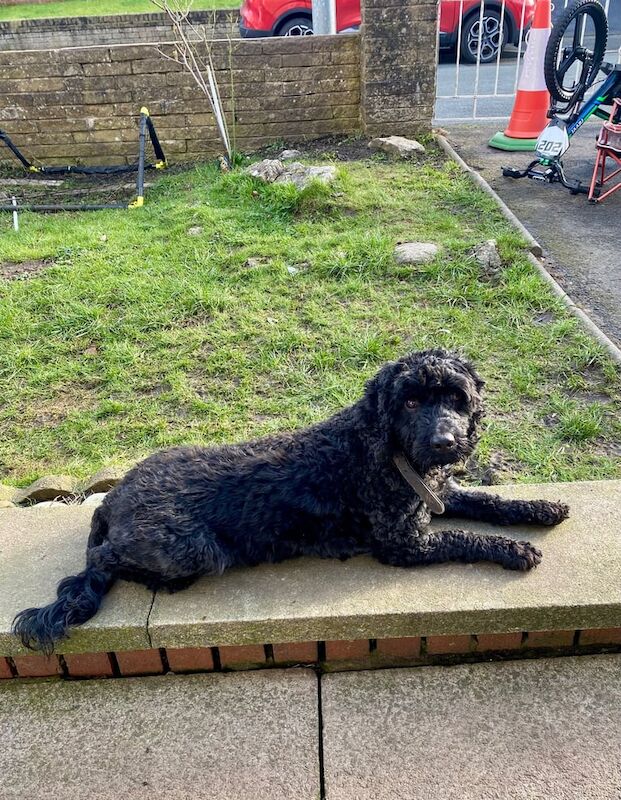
[434,0,617,122]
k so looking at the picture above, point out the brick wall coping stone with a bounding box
[1,480,619,658]
[0,8,232,33]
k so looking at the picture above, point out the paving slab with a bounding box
[0,506,152,656]
[148,480,621,647]
[322,654,621,800]
[0,669,319,800]
[445,121,621,347]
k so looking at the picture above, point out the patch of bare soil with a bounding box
[457,451,524,486]
[596,439,621,459]
[0,259,52,281]
[257,135,420,163]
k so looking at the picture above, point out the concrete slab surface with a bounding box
[0,669,319,800]
[445,121,621,347]
[322,654,621,800]
[148,480,621,647]
[0,506,152,656]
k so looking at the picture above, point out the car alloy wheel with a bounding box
[462,12,504,63]
[282,19,313,35]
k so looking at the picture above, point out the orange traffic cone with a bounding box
[489,0,552,150]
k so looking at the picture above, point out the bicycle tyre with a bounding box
[544,0,608,103]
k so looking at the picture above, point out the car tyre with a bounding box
[277,15,314,35]
[460,10,506,64]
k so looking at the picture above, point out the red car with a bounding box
[240,0,535,63]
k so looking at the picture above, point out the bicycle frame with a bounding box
[562,64,621,134]
[503,64,621,194]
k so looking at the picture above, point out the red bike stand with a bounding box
[589,97,621,203]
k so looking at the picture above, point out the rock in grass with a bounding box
[82,467,125,495]
[472,239,502,281]
[275,163,337,190]
[14,475,79,505]
[187,226,203,237]
[279,149,302,160]
[246,159,336,189]
[394,242,439,265]
[245,159,285,183]
[368,136,426,158]
[82,492,108,507]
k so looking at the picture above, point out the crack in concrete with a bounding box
[317,672,327,800]
[145,591,156,649]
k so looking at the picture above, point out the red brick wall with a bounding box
[3,627,621,682]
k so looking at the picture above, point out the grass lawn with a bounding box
[0,139,620,487]
[0,0,234,22]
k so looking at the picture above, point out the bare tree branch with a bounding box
[152,0,233,161]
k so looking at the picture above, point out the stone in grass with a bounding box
[245,159,285,183]
[245,257,269,269]
[368,136,426,158]
[472,239,502,282]
[82,466,126,495]
[279,149,303,160]
[82,492,108,508]
[187,226,203,237]
[274,163,337,190]
[13,475,80,505]
[394,242,439,265]
[245,159,336,190]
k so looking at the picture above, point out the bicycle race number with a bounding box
[536,122,570,159]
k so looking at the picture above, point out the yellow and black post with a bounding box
[129,107,148,208]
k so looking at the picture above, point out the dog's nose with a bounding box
[431,432,456,452]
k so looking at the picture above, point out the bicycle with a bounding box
[503,0,621,195]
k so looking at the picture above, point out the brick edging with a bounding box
[3,627,621,680]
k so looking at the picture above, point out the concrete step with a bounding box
[322,654,621,800]
[1,480,620,669]
[0,669,319,800]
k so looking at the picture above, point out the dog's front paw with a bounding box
[531,500,570,526]
[502,540,542,571]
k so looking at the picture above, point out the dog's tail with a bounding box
[12,506,119,654]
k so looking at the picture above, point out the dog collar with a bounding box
[393,453,445,515]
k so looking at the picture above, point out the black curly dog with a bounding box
[14,349,569,653]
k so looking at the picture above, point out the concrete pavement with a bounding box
[2,655,621,798]
[322,654,621,799]
[0,669,320,800]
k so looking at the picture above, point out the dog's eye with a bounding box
[405,399,418,410]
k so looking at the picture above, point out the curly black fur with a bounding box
[13,349,569,652]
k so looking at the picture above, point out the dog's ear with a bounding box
[360,360,408,458]
[447,352,485,397]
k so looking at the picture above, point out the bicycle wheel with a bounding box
[544,0,608,104]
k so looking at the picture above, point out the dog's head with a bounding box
[363,349,484,472]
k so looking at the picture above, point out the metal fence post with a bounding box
[312,0,337,35]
